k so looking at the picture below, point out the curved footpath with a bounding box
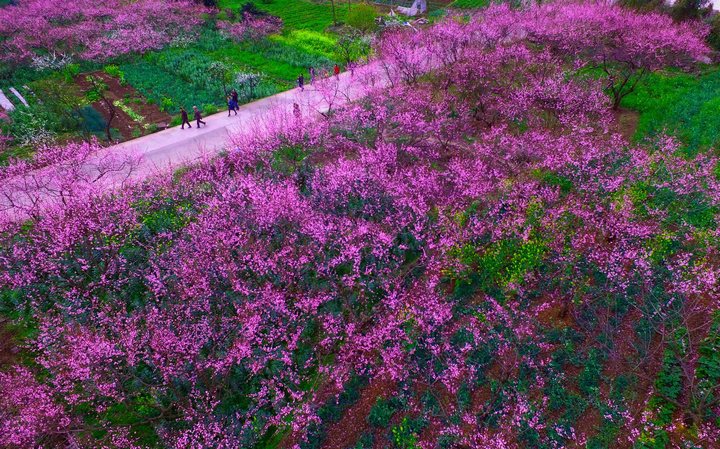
[0,66,389,219]
[114,67,383,174]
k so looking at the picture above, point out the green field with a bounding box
[449,0,490,8]
[120,24,338,114]
[621,68,720,156]
[118,0,346,114]
[219,0,348,31]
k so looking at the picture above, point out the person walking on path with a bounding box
[333,64,340,78]
[309,66,316,85]
[297,73,305,92]
[193,106,206,128]
[227,96,238,116]
[180,107,192,129]
[231,89,239,105]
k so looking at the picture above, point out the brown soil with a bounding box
[321,375,396,449]
[76,71,172,142]
[602,308,644,379]
[0,320,18,368]
[613,108,640,142]
[594,306,665,449]
[537,302,574,330]
[574,406,602,447]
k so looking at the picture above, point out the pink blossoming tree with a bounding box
[0,0,205,66]
[0,2,717,448]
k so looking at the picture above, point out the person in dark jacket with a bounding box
[231,89,239,106]
[180,107,192,129]
[193,106,206,128]
[297,73,304,92]
[227,96,238,117]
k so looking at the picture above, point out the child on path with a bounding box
[227,96,238,116]
[193,106,206,128]
[180,107,192,129]
[333,64,340,78]
[297,74,305,92]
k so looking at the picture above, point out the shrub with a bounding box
[7,108,56,147]
[203,104,219,115]
[62,63,81,82]
[160,97,174,112]
[368,397,396,428]
[352,432,374,449]
[577,349,603,396]
[391,417,420,449]
[347,4,378,32]
[103,65,126,84]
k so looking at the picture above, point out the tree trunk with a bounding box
[104,102,116,142]
[330,0,337,26]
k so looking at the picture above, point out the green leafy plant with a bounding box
[203,104,219,115]
[368,397,396,428]
[391,417,419,449]
[103,65,126,85]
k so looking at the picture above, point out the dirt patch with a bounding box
[321,375,396,449]
[574,406,602,447]
[0,320,19,368]
[76,71,172,142]
[613,109,640,142]
[537,302,574,330]
[601,308,665,449]
[602,308,644,380]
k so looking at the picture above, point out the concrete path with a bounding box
[9,87,28,107]
[0,89,14,111]
[0,65,389,220]
[111,66,383,174]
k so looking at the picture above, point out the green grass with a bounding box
[219,0,347,32]
[209,44,308,83]
[0,144,34,165]
[120,60,224,114]
[449,0,490,8]
[269,30,338,60]
[621,68,720,156]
